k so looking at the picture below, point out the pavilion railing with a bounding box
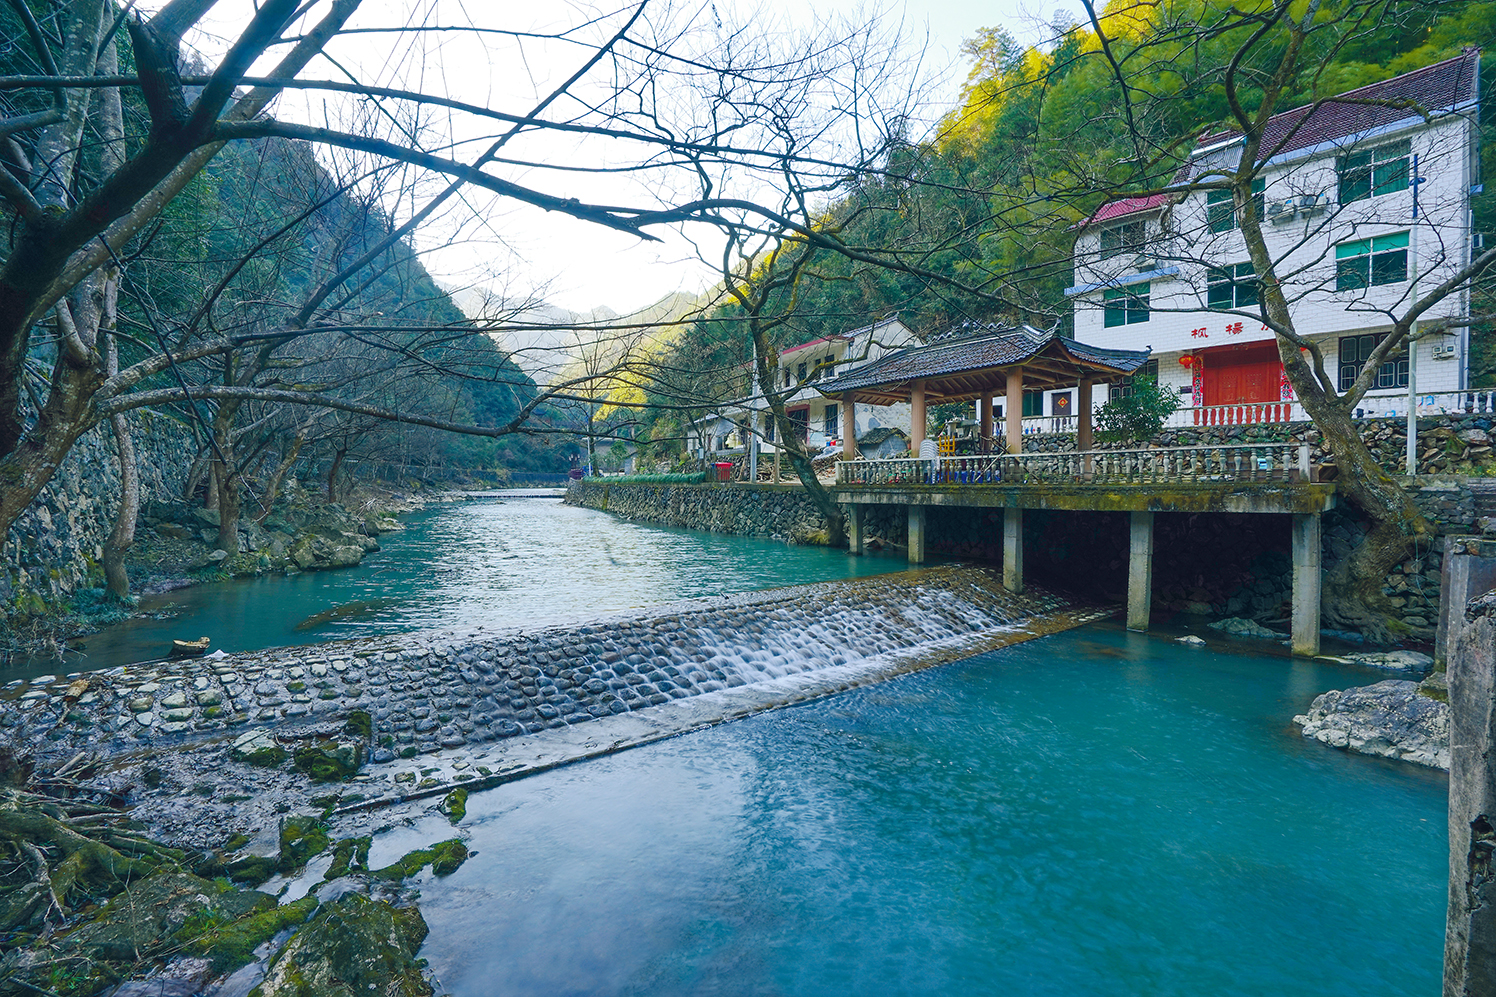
[836,443,1313,487]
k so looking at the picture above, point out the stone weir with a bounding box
[0,566,1092,771]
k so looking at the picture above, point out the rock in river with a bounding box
[1294,679,1449,769]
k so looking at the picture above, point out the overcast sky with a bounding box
[183,0,1053,316]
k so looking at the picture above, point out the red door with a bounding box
[1202,344,1281,406]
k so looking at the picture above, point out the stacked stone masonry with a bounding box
[2,413,194,619]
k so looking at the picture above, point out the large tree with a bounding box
[0,0,932,587]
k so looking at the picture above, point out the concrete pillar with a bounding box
[979,395,995,451]
[1077,378,1094,452]
[841,393,857,462]
[910,381,927,454]
[1005,368,1023,454]
[1003,507,1024,593]
[1444,546,1496,997]
[1438,536,1496,670]
[1127,510,1154,632]
[847,503,864,555]
[1291,513,1321,657]
[907,504,926,564]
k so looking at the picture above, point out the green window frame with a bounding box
[1206,179,1266,233]
[1207,262,1258,309]
[1338,333,1408,391]
[1335,232,1409,291]
[1103,282,1150,327]
[1099,220,1145,259]
[1112,360,1160,400]
[823,404,838,438]
[1022,390,1044,417]
[1337,139,1410,204]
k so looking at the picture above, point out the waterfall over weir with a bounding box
[0,567,1099,776]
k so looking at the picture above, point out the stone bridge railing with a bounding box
[837,442,1313,487]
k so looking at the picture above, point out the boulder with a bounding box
[1293,679,1449,769]
[230,730,286,768]
[293,740,364,781]
[254,892,432,997]
[1207,616,1285,640]
[1341,649,1434,677]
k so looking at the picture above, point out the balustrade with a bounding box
[836,443,1313,487]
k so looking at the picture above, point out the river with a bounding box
[22,496,910,680]
[389,623,1447,997]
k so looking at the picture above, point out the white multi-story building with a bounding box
[1067,50,1481,421]
[688,316,918,457]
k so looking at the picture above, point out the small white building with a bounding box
[1067,51,1481,422]
[688,316,920,458]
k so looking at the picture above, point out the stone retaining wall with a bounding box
[2,413,194,620]
[569,477,1466,641]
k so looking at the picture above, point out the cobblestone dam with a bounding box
[0,566,1098,772]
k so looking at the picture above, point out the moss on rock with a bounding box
[252,892,432,997]
[374,839,469,881]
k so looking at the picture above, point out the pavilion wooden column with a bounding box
[979,395,995,451]
[910,380,927,453]
[1077,378,1094,451]
[1004,368,1023,454]
[841,393,858,461]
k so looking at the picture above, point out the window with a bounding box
[1338,333,1408,390]
[763,413,775,442]
[1207,262,1258,309]
[1338,139,1410,204]
[1335,232,1408,290]
[1206,179,1266,233]
[824,404,838,438]
[1022,391,1044,417]
[788,408,809,441]
[796,362,807,382]
[1103,282,1150,326]
[1099,220,1145,259]
[1113,360,1160,399]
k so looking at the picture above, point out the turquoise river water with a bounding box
[22,496,1449,993]
[34,497,910,677]
[380,624,1447,997]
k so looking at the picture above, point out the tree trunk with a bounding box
[101,412,139,601]
[327,447,346,502]
[1301,396,1435,642]
[256,434,305,524]
[213,457,240,553]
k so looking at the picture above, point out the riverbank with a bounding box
[1,481,458,668]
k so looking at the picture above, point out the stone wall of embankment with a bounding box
[2,413,194,620]
[568,477,1472,642]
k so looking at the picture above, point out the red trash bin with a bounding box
[714,462,733,481]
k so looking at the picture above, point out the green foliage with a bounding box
[1094,376,1179,446]
[604,472,709,484]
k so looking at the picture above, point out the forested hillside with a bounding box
[635,0,1496,467]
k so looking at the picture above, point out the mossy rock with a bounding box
[278,815,330,873]
[293,741,364,782]
[440,788,468,825]
[374,839,469,880]
[28,871,278,995]
[345,710,373,738]
[253,892,432,997]
[175,894,318,973]
[231,730,287,768]
[324,836,372,881]
[225,855,279,887]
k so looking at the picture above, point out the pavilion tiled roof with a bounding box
[1080,50,1480,228]
[816,323,1151,405]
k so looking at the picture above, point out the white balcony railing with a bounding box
[837,443,1313,487]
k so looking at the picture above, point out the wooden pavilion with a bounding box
[815,323,1154,457]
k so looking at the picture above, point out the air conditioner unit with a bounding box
[1266,200,1294,223]
[1431,343,1457,361]
[1295,193,1325,216]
